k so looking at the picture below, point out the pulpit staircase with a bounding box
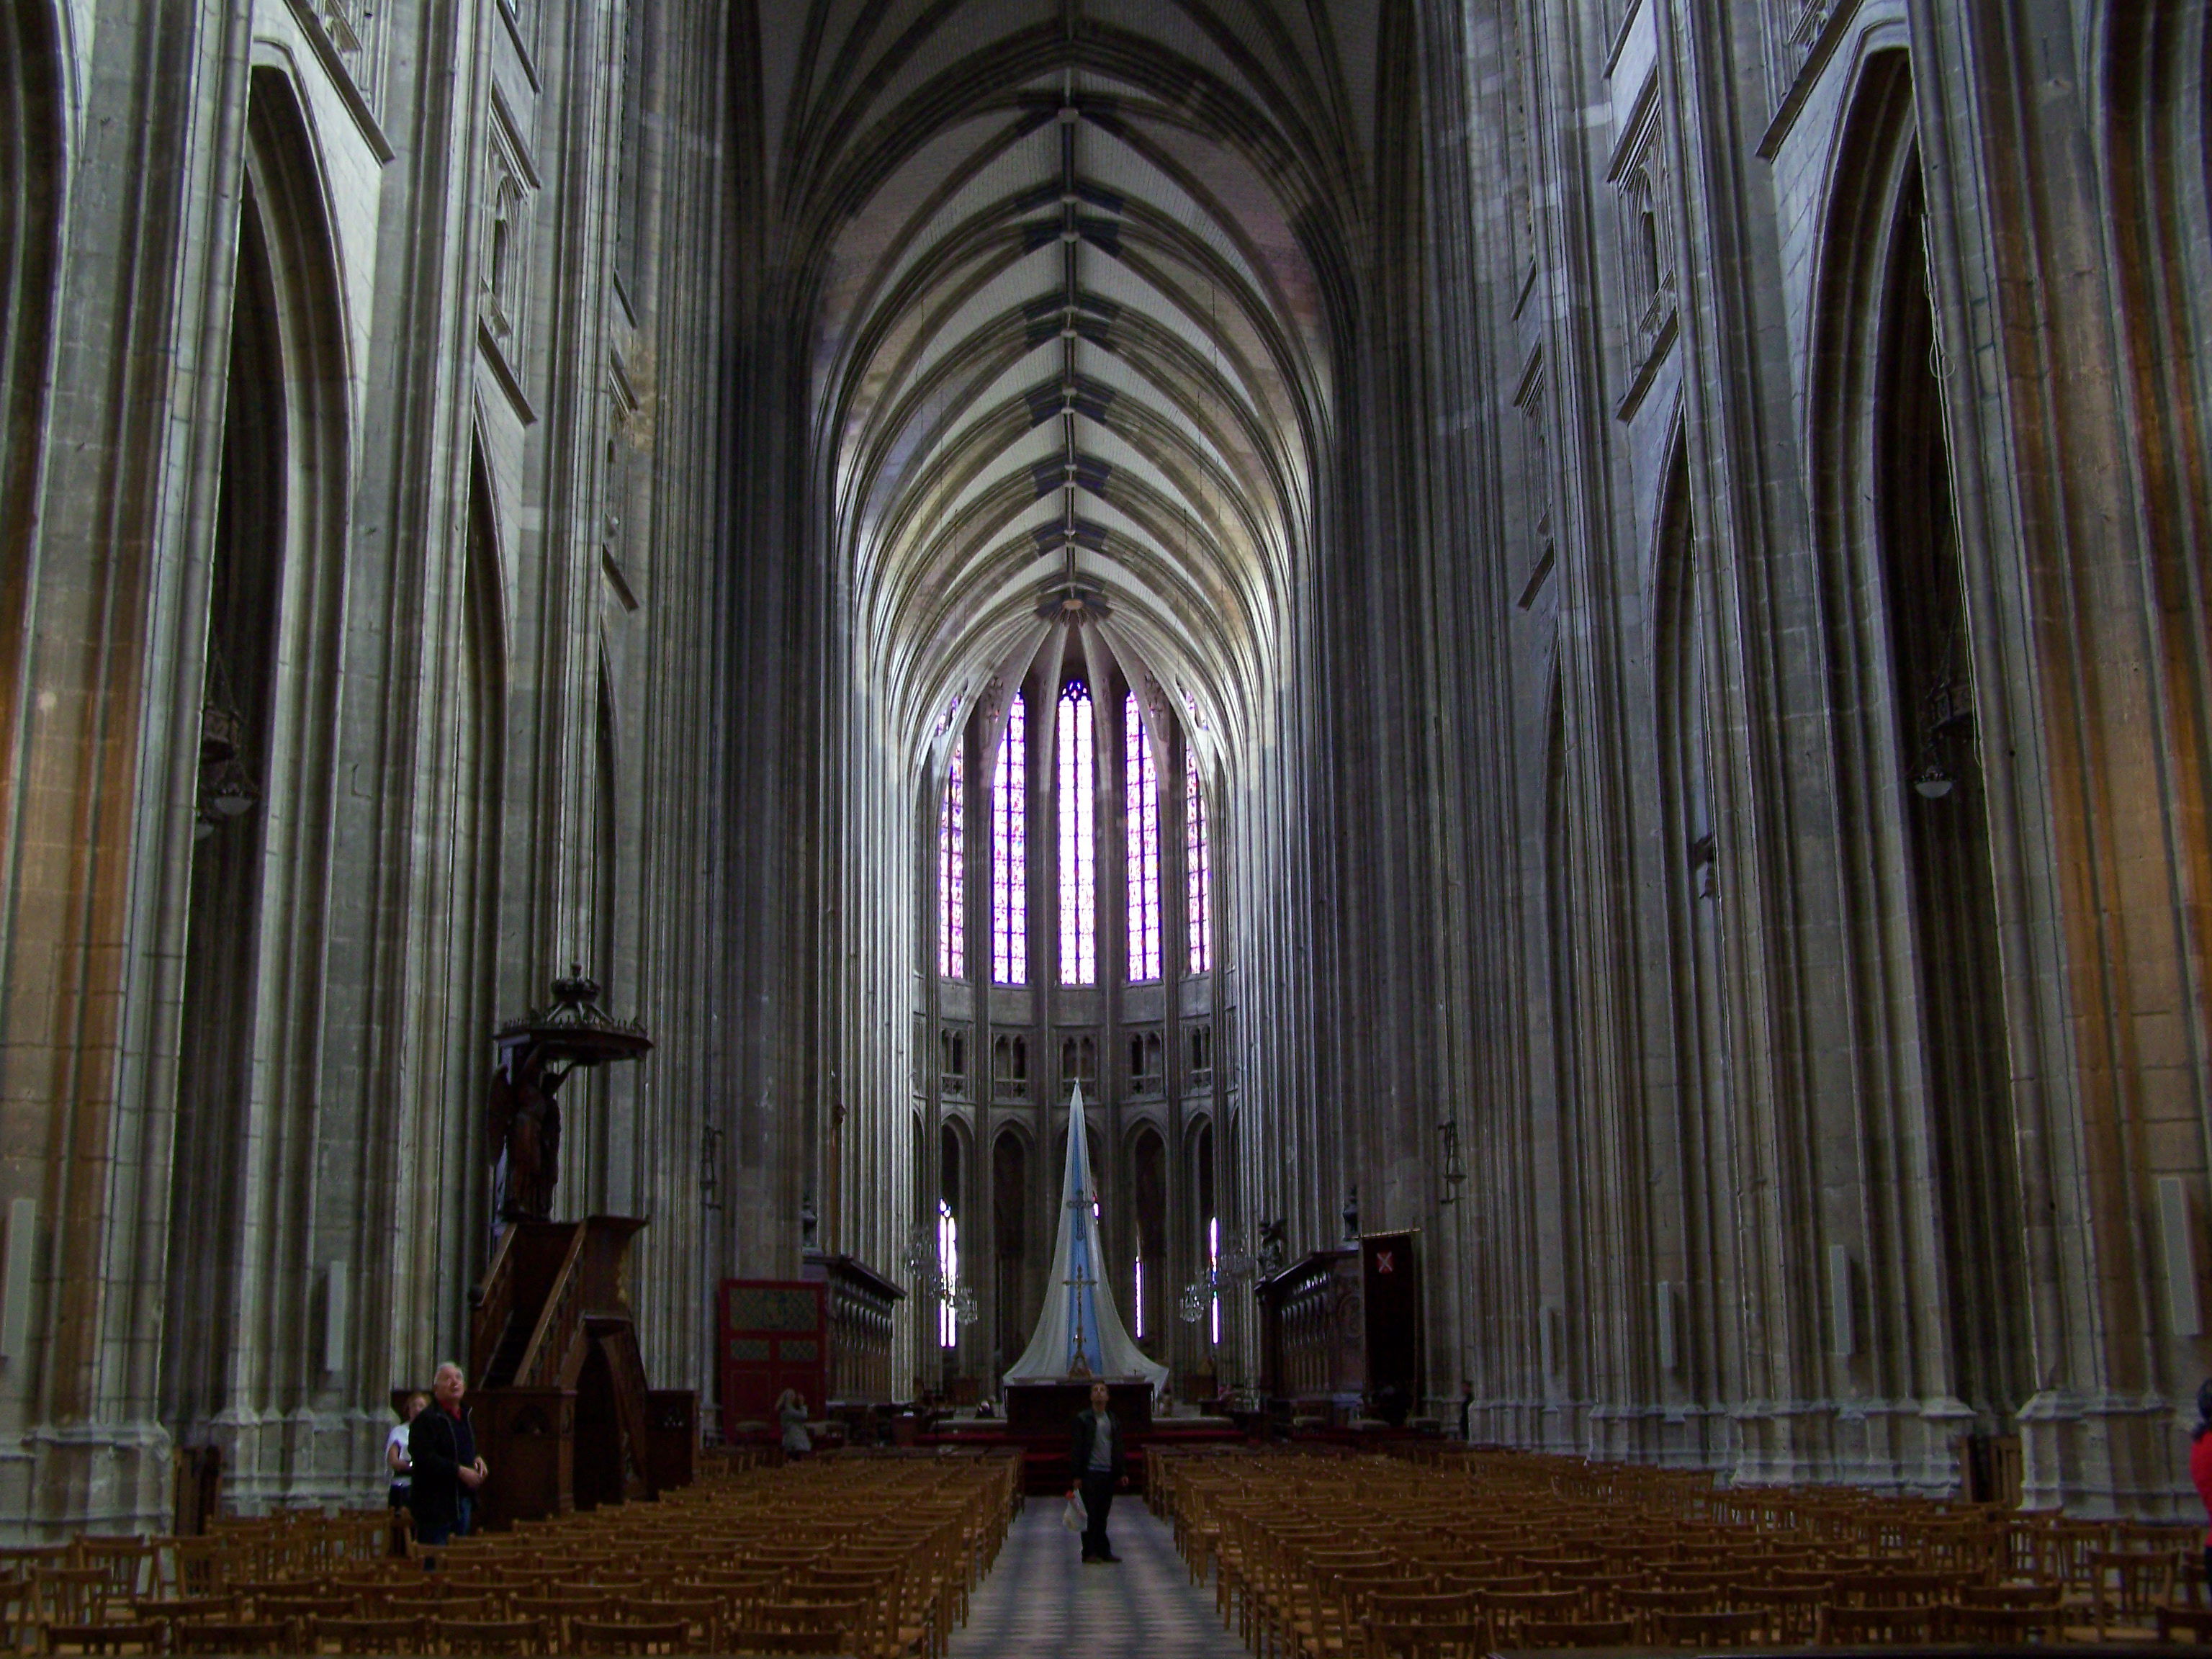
[467,1215,693,1525]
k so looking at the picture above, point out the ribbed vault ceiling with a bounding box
[768,1,1375,772]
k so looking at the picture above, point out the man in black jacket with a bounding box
[408,1362,487,1553]
[1069,1381,1125,1563]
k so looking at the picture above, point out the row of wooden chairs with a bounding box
[1151,1444,2210,1655]
[23,1613,852,1655]
[5,1450,1019,1659]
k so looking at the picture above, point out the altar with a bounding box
[1002,1378,1154,1437]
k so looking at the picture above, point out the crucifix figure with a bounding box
[1063,1249,1096,1377]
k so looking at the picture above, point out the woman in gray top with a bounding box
[776,1388,812,1457]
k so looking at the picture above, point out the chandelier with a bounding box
[902,1220,976,1320]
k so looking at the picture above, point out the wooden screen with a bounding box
[716,1279,826,1442]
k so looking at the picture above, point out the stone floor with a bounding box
[950,1494,1249,1658]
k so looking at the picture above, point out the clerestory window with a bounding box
[1125,691,1160,981]
[992,693,1026,984]
[1058,680,1096,985]
[938,747,964,979]
[1187,745,1211,974]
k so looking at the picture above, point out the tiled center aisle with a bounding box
[951,1498,1250,1659]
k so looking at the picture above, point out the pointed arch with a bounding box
[0,0,64,878]
[1810,45,2028,1426]
[162,62,356,1443]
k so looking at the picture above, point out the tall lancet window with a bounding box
[1058,681,1097,985]
[1125,692,1161,981]
[992,693,1027,985]
[938,748,965,979]
[1187,746,1211,974]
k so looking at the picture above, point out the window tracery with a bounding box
[1187,1024,1213,1091]
[1125,691,1160,981]
[993,1034,1028,1102]
[992,693,1026,985]
[1187,746,1211,974]
[1059,1035,1097,1090]
[938,747,964,979]
[312,0,389,113]
[1128,1030,1163,1094]
[939,1026,966,1098]
[1058,681,1096,984]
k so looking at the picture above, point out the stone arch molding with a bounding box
[0,0,67,950]
[779,3,1372,778]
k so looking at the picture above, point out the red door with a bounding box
[716,1280,827,1442]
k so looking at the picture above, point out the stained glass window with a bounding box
[992,694,1026,985]
[1058,681,1096,985]
[1125,693,1161,981]
[938,1199,958,1349]
[938,748,964,979]
[1187,745,1211,974]
[1208,1215,1221,1346]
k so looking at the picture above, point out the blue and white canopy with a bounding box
[1003,1082,1168,1392]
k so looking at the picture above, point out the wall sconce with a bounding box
[699,1121,723,1211]
[195,650,260,839]
[1910,619,1972,801]
[1438,1119,1467,1202]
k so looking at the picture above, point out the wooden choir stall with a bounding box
[716,1253,904,1443]
[1255,1230,1424,1425]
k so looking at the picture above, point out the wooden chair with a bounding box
[510,1590,621,1645]
[1959,1581,2063,1608]
[167,1538,232,1598]
[637,1594,726,1653]
[1734,1582,1826,1642]
[256,1590,332,1627]
[568,1617,697,1655]
[223,1575,325,1617]
[172,1618,296,1655]
[433,1614,550,1655]
[1615,1583,1719,1637]
[73,1539,163,1607]
[130,1592,236,1627]
[0,1545,71,1580]
[1650,1608,1765,1647]
[2091,1548,2178,1638]
[1357,1617,1489,1659]
[0,1578,40,1656]
[38,1622,166,1655]
[1816,1602,1934,1644]
[1362,1591,1480,1629]
[1829,1566,1955,1607]
[35,1566,116,1627]
[1514,1615,1635,1648]
[308,1612,430,1654]
[1939,1601,2065,1643]
[1476,1586,1581,1646]
[722,1632,849,1657]
[2159,1603,2212,1643]
[1765,1565,1835,1593]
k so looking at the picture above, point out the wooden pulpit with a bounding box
[468,1214,694,1526]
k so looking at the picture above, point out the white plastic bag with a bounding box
[1062,1491,1087,1533]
